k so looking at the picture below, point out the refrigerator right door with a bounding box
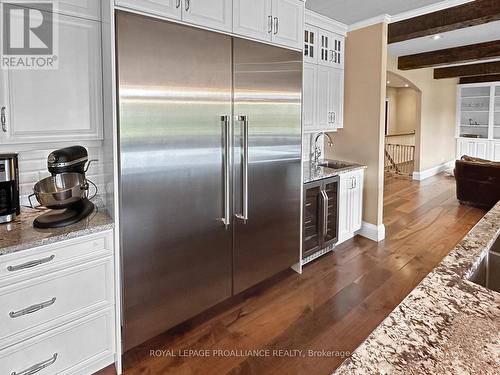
[232,38,302,293]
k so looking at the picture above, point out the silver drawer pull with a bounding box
[7,255,55,272]
[9,297,56,318]
[11,353,58,375]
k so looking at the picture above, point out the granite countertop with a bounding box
[334,202,500,375]
[303,160,367,183]
[0,203,114,257]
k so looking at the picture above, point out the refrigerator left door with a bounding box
[116,11,233,351]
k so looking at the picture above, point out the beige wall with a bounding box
[386,87,398,134]
[386,86,419,135]
[396,88,419,134]
[325,23,387,226]
[387,55,457,171]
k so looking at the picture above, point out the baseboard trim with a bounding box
[412,160,454,181]
[357,222,385,242]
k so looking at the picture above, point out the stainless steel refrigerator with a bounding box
[116,11,302,351]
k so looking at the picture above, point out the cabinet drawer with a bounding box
[0,310,115,375]
[0,231,113,284]
[0,258,113,347]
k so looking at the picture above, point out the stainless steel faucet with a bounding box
[312,132,333,164]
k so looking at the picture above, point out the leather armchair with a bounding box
[455,156,500,209]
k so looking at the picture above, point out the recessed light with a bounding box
[404,84,409,87]
[387,81,390,84]
[431,34,442,40]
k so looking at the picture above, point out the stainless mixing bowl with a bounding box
[34,173,89,209]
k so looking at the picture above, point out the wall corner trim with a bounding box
[412,160,454,181]
[357,222,386,242]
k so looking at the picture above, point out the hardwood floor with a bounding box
[97,173,485,375]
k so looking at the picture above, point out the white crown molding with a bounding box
[306,9,348,36]
[390,0,474,23]
[347,14,392,32]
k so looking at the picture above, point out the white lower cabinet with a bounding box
[0,230,116,375]
[456,138,499,161]
[0,310,115,375]
[338,169,364,244]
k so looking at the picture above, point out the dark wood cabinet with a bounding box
[303,176,339,261]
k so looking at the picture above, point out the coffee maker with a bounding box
[0,154,20,224]
[32,146,95,228]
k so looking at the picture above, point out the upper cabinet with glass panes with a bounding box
[457,82,500,140]
[303,23,344,69]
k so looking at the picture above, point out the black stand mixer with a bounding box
[31,146,95,228]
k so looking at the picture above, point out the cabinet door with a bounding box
[318,29,332,67]
[492,142,500,161]
[350,171,363,233]
[303,63,317,131]
[330,33,344,69]
[329,68,344,128]
[271,0,304,50]
[183,0,232,33]
[338,174,351,243]
[1,13,103,144]
[303,182,322,258]
[23,0,101,21]
[475,140,490,159]
[233,0,272,42]
[323,179,339,247]
[457,139,475,158]
[115,0,182,20]
[304,24,318,64]
[316,65,331,129]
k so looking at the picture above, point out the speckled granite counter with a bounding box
[334,202,500,375]
[0,205,114,256]
[304,160,367,183]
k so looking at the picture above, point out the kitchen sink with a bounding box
[317,160,355,170]
[468,236,500,293]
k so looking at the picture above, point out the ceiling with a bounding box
[388,20,500,56]
[305,0,469,26]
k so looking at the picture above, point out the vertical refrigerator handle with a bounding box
[321,190,328,239]
[236,115,249,223]
[221,115,231,228]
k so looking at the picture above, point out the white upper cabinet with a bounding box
[22,0,101,21]
[0,13,103,144]
[271,0,304,50]
[330,68,344,128]
[318,29,344,68]
[303,63,317,130]
[303,24,318,64]
[183,0,232,32]
[316,65,331,130]
[233,0,272,42]
[115,0,182,20]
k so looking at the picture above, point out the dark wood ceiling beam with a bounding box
[388,0,500,44]
[459,74,500,84]
[398,40,500,70]
[434,61,500,79]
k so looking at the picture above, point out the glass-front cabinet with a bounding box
[456,82,500,161]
